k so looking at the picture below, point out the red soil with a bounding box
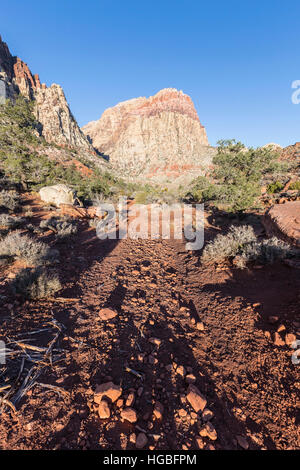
[0,198,299,450]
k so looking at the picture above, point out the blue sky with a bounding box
[1,0,300,147]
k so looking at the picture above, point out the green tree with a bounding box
[210,140,287,212]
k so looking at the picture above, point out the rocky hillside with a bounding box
[82,88,215,184]
[0,35,92,151]
[281,142,300,168]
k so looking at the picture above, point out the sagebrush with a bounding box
[40,216,78,238]
[201,224,296,268]
[0,214,25,229]
[0,231,58,265]
[12,267,61,299]
[0,190,20,211]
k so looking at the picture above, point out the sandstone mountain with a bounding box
[82,88,215,183]
[0,35,92,151]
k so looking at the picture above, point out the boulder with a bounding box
[263,201,300,247]
[39,184,77,207]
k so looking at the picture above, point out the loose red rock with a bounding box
[121,407,137,423]
[94,382,122,404]
[98,400,110,419]
[98,308,117,320]
[186,384,207,412]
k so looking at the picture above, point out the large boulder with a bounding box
[39,184,77,207]
[263,201,300,247]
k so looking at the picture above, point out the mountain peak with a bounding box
[82,88,211,182]
[0,34,92,150]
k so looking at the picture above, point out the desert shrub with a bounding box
[26,223,42,234]
[184,176,217,203]
[259,237,294,262]
[0,231,58,265]
[201,225,257,264]
[134,190,153,205]
[289,180,300,190]
[1,96,37,130]
[0,98,132,202]
[0,190,20,211]
[0,214,25,229]
[39,216,78,238]
[133,184,181,205]
[188,140,289,212]
[22,206,34,217]
[267,181,284,193]
[12,267,61,299]
[202,224,296,268]
[233,237,294,268]
[0,254,14,266]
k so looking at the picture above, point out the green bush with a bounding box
[184,176,216,203]
[267,181,284,194]
[212,140,288,212]
[133,184,181,205]
[186,140,289,212]
[0,97,135,203]
[289,180,300,190]
[12,267,61,299]
[1,96,37,130]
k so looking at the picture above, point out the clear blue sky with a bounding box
[1,0,300,147]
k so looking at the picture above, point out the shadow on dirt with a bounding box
[3,211,298,450]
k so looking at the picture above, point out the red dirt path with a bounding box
[0,201,299,450]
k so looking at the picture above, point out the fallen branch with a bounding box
[36,382,69,397]
[0,321,66,412]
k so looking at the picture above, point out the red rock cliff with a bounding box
[0,35,91,150]
[82,88,213,182]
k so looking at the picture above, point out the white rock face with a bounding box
[34,85,93,151]
[39,184,77,207]
[262,143,283,150]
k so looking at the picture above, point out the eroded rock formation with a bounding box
[34,84,92,149]
[82,88,214,182]
[0,35,91,150]
[263,201,300,247]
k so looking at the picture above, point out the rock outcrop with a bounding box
[34,84,92,149]
[281,142,300,167]
[82,88,214,183]
[0,35,92,150]
[263,201,300,247]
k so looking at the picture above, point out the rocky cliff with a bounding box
[0,35,92,151]
[82,88,214,183]
[34,84,93,150]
